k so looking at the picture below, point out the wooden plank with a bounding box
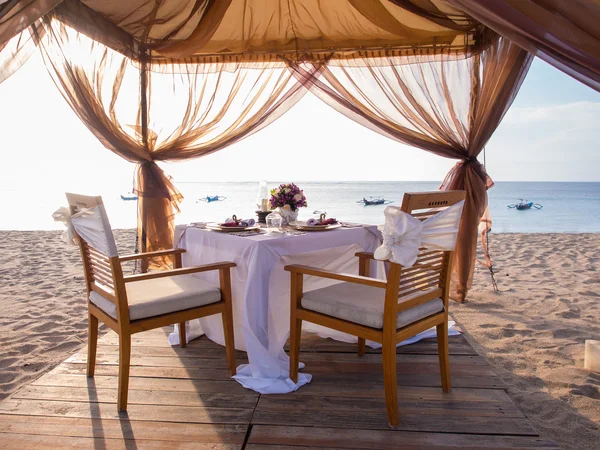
[47,362,503,388]
[285,334,477,356]
[255,394,525,419]
[66,351,485,375]
[50,362,234,381]
[0,433,240,450]
[66,352,248,369]
[13,385,258,409]
[289,383,512,402]
[252,405,537,435]
[32,373,251,395]
[88,343,247,359]
[0,414,246,444]
[248,425,561,449]
[0,399,253,425]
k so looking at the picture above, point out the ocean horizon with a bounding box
[1,181,599,233]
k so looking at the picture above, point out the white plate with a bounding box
[289,221,342,231]
[206,223,261,232]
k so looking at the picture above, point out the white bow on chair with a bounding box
[374,200,465,267]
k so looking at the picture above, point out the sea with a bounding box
[1,181,599,233]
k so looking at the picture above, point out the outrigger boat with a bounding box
[120,192,137,201]
[197,195,227,203]
[508,199,543,210]
[357,196,393,206]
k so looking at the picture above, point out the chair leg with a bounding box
[117,332,131,411]
[179,321,187,348]
[87,313,98,377]
[289,318,302,383]
[221,306,237,377]
[382,340,399,428]
[357,337,366,357]
[437,321,451,393]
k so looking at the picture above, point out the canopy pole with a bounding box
[139,46,149,273]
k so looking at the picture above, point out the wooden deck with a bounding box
[0,327,560,449]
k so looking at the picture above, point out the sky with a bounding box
[0,53,599,198]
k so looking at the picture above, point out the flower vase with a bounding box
[277,207,298,225]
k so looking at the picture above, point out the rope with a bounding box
[482,147,499,292]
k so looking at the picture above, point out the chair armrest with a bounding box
[119,248,186,262]
[284,264,387,289]
[355,251,376,260]
[124,262,236,283]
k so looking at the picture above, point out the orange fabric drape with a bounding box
[0,24,42,83]
[287,34,532,301]
[0,0,61,47]
[448,0,600,92]
[36,16,311,266]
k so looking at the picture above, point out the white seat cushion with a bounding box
[90,274,221,321]
[301,282,444,329]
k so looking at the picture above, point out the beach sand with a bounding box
[0,230,598,449]
[0,230,135,401]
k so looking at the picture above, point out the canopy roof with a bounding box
[51,0,481,62]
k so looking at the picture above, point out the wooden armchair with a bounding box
[66,193,236,411]
[285,190,466,427]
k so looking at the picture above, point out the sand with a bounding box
[0,230,598,449]
[0,229,135,401]
[452,233,600,450]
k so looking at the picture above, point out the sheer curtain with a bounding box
[448,0,600,92]
[36,15,311,267]
[288,35,532,300]
[0,0,61,47]
[0,25,40,83]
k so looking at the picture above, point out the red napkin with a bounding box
[220,222,240,227]
[319,218,338,225]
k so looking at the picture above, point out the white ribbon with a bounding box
[52,206,76,245]
[374,200,465,267]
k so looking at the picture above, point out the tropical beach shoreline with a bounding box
[0,230,598,449]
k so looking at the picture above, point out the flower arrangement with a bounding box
[269,183,307,212]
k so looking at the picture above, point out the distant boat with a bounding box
[508,199,543,210]
[357,196,392,206]
[197,195,227,203]
[120,192,137,201]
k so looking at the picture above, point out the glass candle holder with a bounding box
[266,212,282,232]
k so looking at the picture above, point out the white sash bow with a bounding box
[374,200,464,267]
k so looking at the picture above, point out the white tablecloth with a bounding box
[170,224,459,394]
[170,224,383,392]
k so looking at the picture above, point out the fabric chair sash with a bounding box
[70,204,118,258]
[374,200,465,267]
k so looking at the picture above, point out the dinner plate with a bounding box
[206,223,261,232]
[289,221,342,231]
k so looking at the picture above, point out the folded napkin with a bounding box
[306,217,338,226]
[306,218,318,226]
[222,217,255,227]
[239,218,256,227]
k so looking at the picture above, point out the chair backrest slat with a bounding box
[396,191,465,305]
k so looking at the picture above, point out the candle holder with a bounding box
[256,210,273,224]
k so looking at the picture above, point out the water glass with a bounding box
[266,212,282,232]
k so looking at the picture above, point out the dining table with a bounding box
[170,222,458,394]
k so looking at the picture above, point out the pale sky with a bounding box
[0,54,599,198]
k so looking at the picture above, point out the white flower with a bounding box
[293,193,303,202]
[284,188,291,194]
[283,204,291,211]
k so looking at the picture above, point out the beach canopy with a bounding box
[1,0,599,301]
